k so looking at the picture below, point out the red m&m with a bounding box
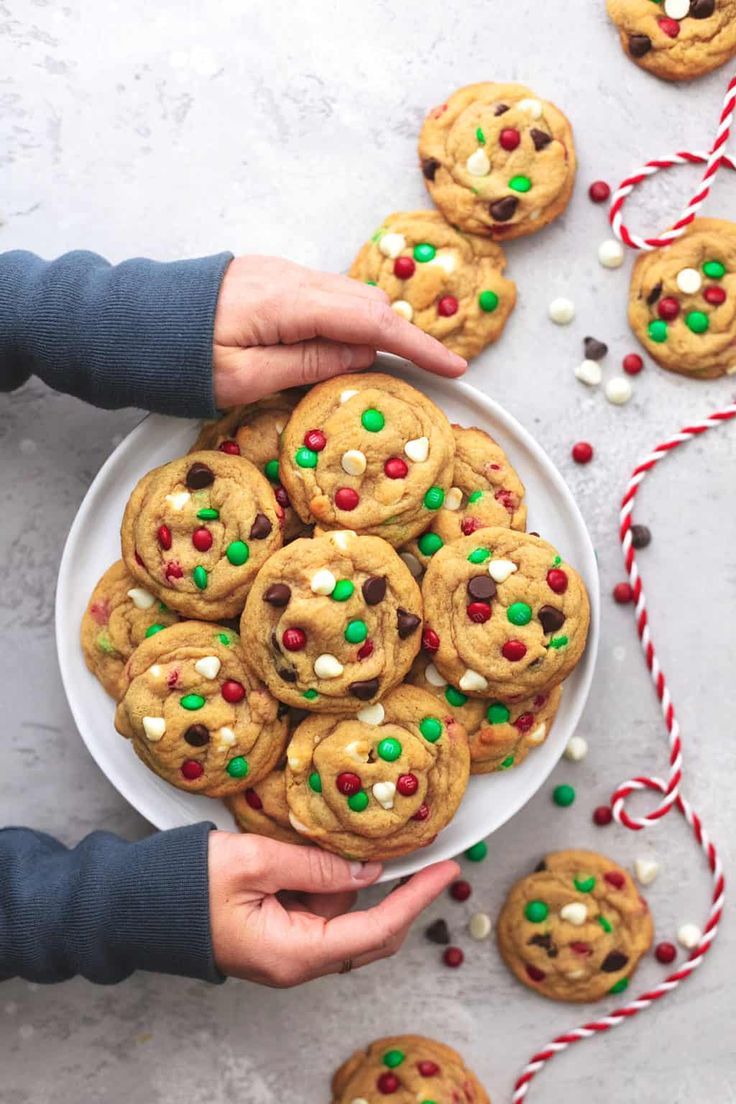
[282,628,307,651]
[384,457,408,479]
[221,680,246,703]
[157,524,172,550]
[546,568,568,594]
[467,601,491,624]
[192,527,213,552]
[397,773,418,796]
[181,759,204,781]
[437,295,459,317]
[335,487,360,511]
[500,127,521,151]
[218,439,240,455]
[394,255,415,279]
[304,429,326,452]
[704,285,726,305]
[502,639,527,661]
[336,772,362,796]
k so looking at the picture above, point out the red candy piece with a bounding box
[181,759,204,781]
[282,628,307,651]
[588,180,611,203]
[218,439,240,455]
[417,1060,440,1077]
[157,524,172,550]
[384,457,409,479]
[467,601,492,624]
[656,941,677,965]
[422,628,440,653]
[166,668,180,689]
[704,285,726,305]
[658,15,680,36]
[135,551,144,567]
[443,946,464,968]
[514,712,534,733]
[461,517,481,536]
[89,600,110,627]
[357,639,374,660]
[192,527,213,552]
[397,773,419,796]
[377,1072,400,1094]
[304,429,326,452]
[623,352,644,375]
[546,568,568,594]
[526,963,546,982]
[495,488,516,512]
[336,772,362,796]
[221,679,246,703]
[165,561,183,580]
[593,804,613,826]
[449,879,472,902]
[274,485,291,509]
[335,487,360,511]
[437,295,459,317]
[613,582,634,604]
[499,127,521,151]
[244,788,263,810]
[412,802,430,821]
[502,639,527,661]
[572,441,593,464]
[658,296,680,321]
[570,941,593,956]
[533,694,547,708]
[394,255,416,279]
[604,870,626,889]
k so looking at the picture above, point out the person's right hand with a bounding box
[208,830,458,986]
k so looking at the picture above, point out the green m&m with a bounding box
[197,508,219,520]
[487,702,510,724]
[500,755,515,769]
[226,540,249,566]
[308,771,322,793]
[420,716,442,742]
[465,840,488,862]
[423,486,445,510]
[377,737,402,762]
[703,259,725,279]
[344,619,368,644]
[332,579,355,601]
[382,1049,405,1068]
[475,126,486,145]
[180,693,205,711]
[348,790,369,812]
[192,566,208,590]
[509,174,532,193]
[295,447,318,468]
[609,976,628,994]
[468,547,491,564]
[413,242,436,263]
[686,310,709,334]
[467,490,483,503]
[648,319,668,343]
[445,686,467,707]
[226,756,249,779]
[478,289,499,312]
[264,459,280,482]
[598,915,613,934]
[418,531,443,556]
[145,623,166,638]
[507,601,532,626]
[574,875,596,893]
[303,688,319,701]
[361,408,385,432]
[553,783,576,807]
[525,900,549,923]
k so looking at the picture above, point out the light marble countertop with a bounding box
[1,2,735,1101]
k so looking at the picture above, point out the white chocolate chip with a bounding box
[404,436,429,463]
[313,653,344,679]
[341,449,367,476]
[605,376,633,405]
[287,751,304,770]
[149,665,162,678]
[391,299,414,322]
[340,389,359,404]
[468,912,492,941]
[372,780,396,810]
[445,486,463,511]
[142,716,166,742]
[664,0,690,14]
[310,568,336,595]
[598,239,625,269]
[350,1099,370,1104]
[565,969,586,980]
[459,668,488,693]
[560,902,588,926]
[165,490,190,511]
[330,530,354,551]
[399,551,423,578]
[275,420,285,435]
[677,922,701,950]
[344,740,369,763]
[288,811,311,834]
[634,858,659,886]
[424,663,447,688]
[127,587,155,610]
[194,655,221,680]
[378,232,405,259]
[518,97,542,118]
[676,266,702,294]
[357,702,385,726]
[429,252,456,274]
[217,726,237,749]
[488,558,517,583]
[466,147,491,176]
[564,735,588,762]
[575,359,603,387]
[548,297,575,325]
[529,723,547,745]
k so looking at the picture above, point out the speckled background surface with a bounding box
[2,2,736,1101]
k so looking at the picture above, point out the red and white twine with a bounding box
[512,406,736,1102]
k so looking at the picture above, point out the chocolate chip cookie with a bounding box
[419,82,576,241]
[227,758,305,845]
[331,1035,490,1104]
[497,849,654,1002]
[607,0,736,81]
[349,210,516,361]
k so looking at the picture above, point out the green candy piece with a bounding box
[295,446,318,468]
[180,693,205,711]
[547,635,569,650]
[609,976,628,994]
[226,756,249,779]
[500,755,515,769]
[465,840,488,862]
[308,771,322,793]
[445,686,467,707]
[420,716,442,742]
[423,486,445,510]
[553,555,562,566]
[507,601,532,626]
[552,783,575,807]
[524,900,549,923]
[703,259,725,279]
[197,508,219,520]
[303,688,319,701]
[467,489,483,503]
[487,702,510,724]
[193,565,208,590]
[413,242,436,263]
[226,540,249,566]
[348,790,369,812]
[377,737,402,762]
[598,915,613,934]
[509,174,532,193]
[478,289,499,313]
[96,631,117,655]
[332,579,354,602]
[418,531,444,556]
[217,632,234,646]
[264,459,280,482]
[648,319,668,343]
[468,547,491,564]
[158,602,170,612]
[382,1049,405,1069]
[475,126,486,146]
[366,279,377,286]
[344,619,368,644]
[144,623,166,639]
[361,408,385,432]
[686,310,709,334]
[574,875,596,893]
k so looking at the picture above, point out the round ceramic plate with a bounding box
[56,356,599,882]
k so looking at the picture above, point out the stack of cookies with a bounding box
[81,371,590,861]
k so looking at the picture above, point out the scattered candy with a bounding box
[588,180,611,203]
[468,912,492,940]
[593,805,613,826]
[677,923,701,950]
[571,441,593,464]
[634,858,659,886]
[553,783,576,807]
[605,376,633,405]
[574,359,603,386]
[622,352,644,375]
[449,879,472,902]
[655,941,677,964]
[584,336,608,360]
[613,582,634,604]
[425,918,450,944]
[598,239,625,269]
[548,297,575,324]
[443,946,464,968]
[630,524,652,549]
[465,840,488,862]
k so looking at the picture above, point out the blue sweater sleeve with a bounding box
[0,823,224,984]
[0,249,233,417]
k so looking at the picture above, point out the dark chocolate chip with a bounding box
[534,859,547,872]
[264,583,291,606]
[185,461,214,490]
[601,950,629,973]
[184,724,210,747]
[630,524,651,549]
[489,196,518,222]
[530,128,552,151]
[538,605,565,634]
[249,513,272,540]
[422,157,441,181]
[278,667,297,683]
[629,33,652,57]
[529,531,540,538]
[528,932,558,958]
[397,609,421,639]
[362,575,387,605]
[691,0,715,16]
[583,336,608,361]
[349,677,380,700]
[646,281,663,306]
[425,918,451,944]
[467,575,496,601]
[271,631,280,652]
[494,103,510,115]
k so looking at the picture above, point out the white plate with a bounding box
[56,356,599,882]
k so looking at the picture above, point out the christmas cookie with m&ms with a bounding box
[497,849,653,1002]
[628,218,736,378]
[80,561,178,699]
[278,372,455,547]
[284,684,470,860]
[240,530,422,712]
[422,529,590,700]
[114,621,288,797]
[331,1035,490,1104]
[607,0,736,82]
[419,82,576,241]
[349,210,516,361]
[227,757,306,845]
[121,451,283,620]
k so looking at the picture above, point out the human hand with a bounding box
[208,830,459,986]
[212,256,467,408]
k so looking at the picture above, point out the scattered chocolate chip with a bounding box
[278,667,297,683]
[601,950,629,973]
[629,33,652,57]
[186,462,215,490]
[397,609,421,638]
[362,575,387,605]
[530,128,552,151]
[349,677,380,700]
[249,513,272,540]
[584,336,608,361]
[422,157,441,181]
[534,859,547,872]
[538,605,565,634]
[528,932,558,958]
[646,281,663,306]
[494,103,509,115]
[630,524,651,549]
[467,575,496,601]
[489,196,518,222]
[264,583,291,606]
[184,724,209,747]
[425,918,451,944]
[691,0,715,16]
[529,531,540,538]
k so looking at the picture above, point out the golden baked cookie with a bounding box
[285,685,470,860]
[402,424,527,572]
[279,372,456,547]
[407,653,561,773]
[628,217,736,378]
[114,621,288,797]
[497,849,654,1002]
[422,529,590,701]
[240,530,422,713]
[349,210,516,361]
[227,758,305,845]
[607,0,736,81]
[331,1035,490,1104]
[80,561,178,699]
[419,82,576,241]
[121,451,283,620]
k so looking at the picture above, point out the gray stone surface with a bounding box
[1,2,735,1100]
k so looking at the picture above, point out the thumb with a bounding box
[213,340,375,407]
[235,834,383,894]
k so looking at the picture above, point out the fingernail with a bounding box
[340,345,360,369]
[350,861,382,882]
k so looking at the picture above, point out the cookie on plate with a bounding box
[80,561,178,699]
[497,849,654,1002]
[607,0,736,82]
[422,529,590,701]
[408,653,560,773]
[419,82,576,241]
[240,530,422,712]
[278,372,456,547]
[121,451,283,620]
[285,685,470,860]
[349,210,516,361]
[331,1035,490,1104]
[628,217,736,378]
[227,759,305,845]
[402,424,527,572]
[114,621,288,797]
